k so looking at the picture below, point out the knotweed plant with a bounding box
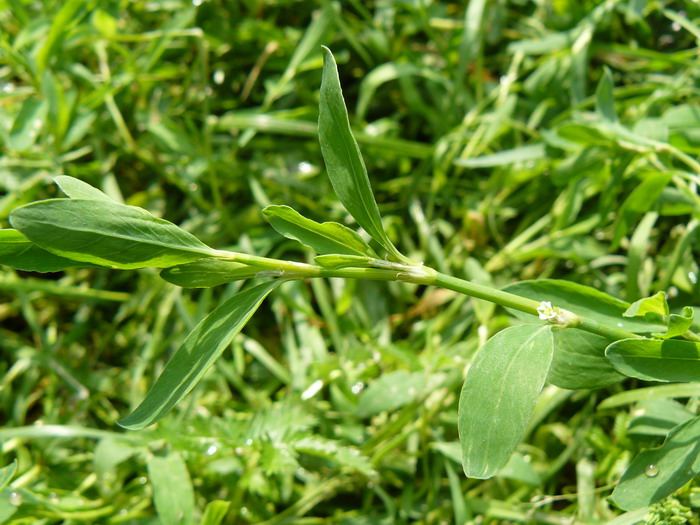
[2,48,699,512]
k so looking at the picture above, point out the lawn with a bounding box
[1,1,700,523]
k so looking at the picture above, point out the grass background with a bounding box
[1,0,700,523]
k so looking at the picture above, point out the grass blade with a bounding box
[118,280,282,429]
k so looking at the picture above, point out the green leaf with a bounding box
[118,280,281,429]
[612,415,700,510]
[547,329,624,390]
[319,47,405,262]
[624,291,669,319]
[200,500,231,525]
[627,399,694,437]
[503,279,666,334]
[8,98,47,151]
[0,229,96,272]
[10,199,216,269]
[0,461,17,492]
[160,259,260,288]
[595,67,618,123]
[263,205,376,257]
[54,175,113,202]
[454,143,546,168]
[314,254,373,269]
[459,324,553,479]
[147,452,195,525]
[357,370,427,417]
[606,338,700,383]
[660,307,695,339]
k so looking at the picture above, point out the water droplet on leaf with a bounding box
[645,464,659,477]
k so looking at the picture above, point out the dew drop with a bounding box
[689,271,698,284]
[192,0,202,5]
[245,439,253,446]
[206,444,218,456]
[138,476,148,484]
[351,381,364,395]
[234,447,244,456]
[118,508,128,516]
[8,491,22,506]
[645,464,659,477]
[213,70,225,85]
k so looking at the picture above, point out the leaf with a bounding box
[503,279,666,334]
[118,280,281,429]
[10,199,216,269]
[624,291,669,319]
[627,399,694,437]
[0,461,17,492]
[547,329,624,390]
[8,98,47,151]
[612,415,700,510]
[54,175,113,202]
[262,205,376,257]
[160,259,260,288]
[318,47,405,262]
[660,307,695,339]
[595,67,618,123]
[147,452,195,525]
[200,501,231,525]
[0,229,96,272]
[459,324,554,479]
[454,143,546,168]
[606,338,700,383]
[357,370,427,417]
[314,254,373,269]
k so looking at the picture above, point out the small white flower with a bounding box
[537,301,557,320]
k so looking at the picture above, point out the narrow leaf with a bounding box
[147,452,195,525]
[0,229,96,272]
[314,254,373,269]
[606,338,700,383]
[319,47,405,261]
[612,415,700,510]
[459,324,553,479]
[118,280,281,429]
[10,199,215,269]
[263,205,376,257]
[54,175,113,201]
[0,461,17,492]
[596,67,617,123]
[161,259,260,288]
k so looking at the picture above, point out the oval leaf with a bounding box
[319,47,405,262]
[118,280,281,429]
[0,229,96,272]
[263,204,376,257]
[503,280,666,334]
[54,175,114,201]
[606,338,700,383]
[10,199,215,269]
[459,324,554,479]
[612,415,700,510]
[161,259,260,288]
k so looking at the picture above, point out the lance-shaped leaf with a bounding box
[319,47,406,262]
[606,338,700,383]
[263,204,376,257]
[10,199,216,269]
[118,279,281,429]
[147,452,195,525]
[459,324,553,479]
[0,229,97,272]
[160,259,261,288]
[612,415,700,510]
[54,175,114,201]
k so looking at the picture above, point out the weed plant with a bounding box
[1,1,700,524]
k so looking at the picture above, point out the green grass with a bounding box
[1,0,700,523]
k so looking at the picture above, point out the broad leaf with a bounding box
[54,175,113,201]
[612,415,700,510]
[263,204,376,257]
[459,324,553,479]
[627,399,694,437]
[147,452,195,525]
[357,370,427,417]
[503,280,666,334]
[161,259,260,288]
[656,306,694,339]
[547,329,624,390]
[118,280,281,429]
[0,229,96,272]
[606,338,700,383]
[319,47,405,262]
[10,199,216,269]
